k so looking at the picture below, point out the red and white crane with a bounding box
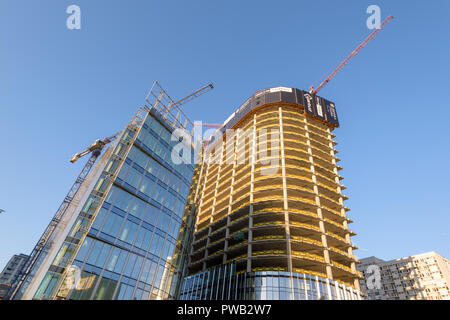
[309,15,394,95]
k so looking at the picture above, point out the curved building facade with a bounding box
[181,87,362,300]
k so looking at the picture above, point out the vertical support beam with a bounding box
[335,281,341,300]
[224,130,239,264]
[199,152,214,272]
[247,114,257,273]
[326,278,332,300]
[278,107,292,274]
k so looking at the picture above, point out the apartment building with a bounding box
[358,251,450,300]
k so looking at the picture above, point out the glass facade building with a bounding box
[18,98,196,300]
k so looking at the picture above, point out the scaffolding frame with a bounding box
[145,81,213,135]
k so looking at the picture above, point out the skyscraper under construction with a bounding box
[179,87,363,300]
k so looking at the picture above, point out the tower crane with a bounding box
[145,81,214,130]
[200,123,222,128]
[70,132,120,163]
[10,81,215,300]
[8,132,120,300]
[309,15,394,95]
[167,83,214,111]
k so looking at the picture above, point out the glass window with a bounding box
[117,163,130,181]
[135,226,154,251]
[123,253,138,278]
[127,167,142,189]
[115,189,134,212]
[147,158,160,177]
[144,206,161,226]
[128,198,146,219]
[154,144,167,160]
[126,146,138,163]
[280,290,290,300]
[96,243,112,268]
[93,277,117,300]
[131,147,148,170]
[157,212,171,233]
[69,271,98,300]
[143,228,153,251]
[149,234,164,257]
[168,220,180,238]
[146,261,157,285]
[154,266,165,290]
[139,259,152,283]
[175,198,186,217]
[105,247,120,272]
[279,277,289,288]
[134,288,144,300]
[139,176,154,196]
[150,120,163,136]
[162,242,174,261]
[114,142,128,158]
[105,186,119,204]
[68,217,89,239]
[137,129,148,145]
[116,283,134,300]
[160,129,171,144]
[113,249,127,274]
[92,207,109,231]
[146,134,158,153]
[85,241,102,266]
[102,212,124,238]
[82,195,98,214]
[119,220,139,244]
[34,273,61,300]
[131,256,144,279]
[76,237,93,263]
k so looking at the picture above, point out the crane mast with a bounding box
[7,133,120,300]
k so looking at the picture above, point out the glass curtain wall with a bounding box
[34,110,194,300]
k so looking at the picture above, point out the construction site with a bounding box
[2,14,397,301]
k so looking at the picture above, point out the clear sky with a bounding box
[1,0,449,271]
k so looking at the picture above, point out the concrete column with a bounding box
[305,116,333,280]
[204,143,225,271]
[247,114,257,273]
[224,131,239,264]
[278,107,292,273]
[325,278,332,300]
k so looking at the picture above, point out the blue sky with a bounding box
[1,0,449,270]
